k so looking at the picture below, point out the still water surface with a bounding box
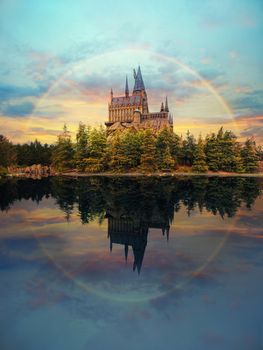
[0,176,262,350]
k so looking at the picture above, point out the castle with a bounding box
[105,66,173,134]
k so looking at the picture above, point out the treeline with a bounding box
[0,135,54,173]
[51,124,261,173]
[0,125,262,174]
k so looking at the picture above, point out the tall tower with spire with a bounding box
[106,66,173,133]
[125,76,129,98]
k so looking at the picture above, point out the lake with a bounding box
[0,176,262,350]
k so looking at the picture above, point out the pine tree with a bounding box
[192,136,208,173]
[156,128,176,170]
[168,132,181,167]
[75,122,90,171]
[182,130,196,166]
[121,130,144,169]
[220,130,241,172]
[162,145,175,170]
[241,138,260,173]
[52,124,74,171]
[140,130,157,172]
[0,135,17,167]
[205,133,221,171]
[84,126,107,172]
[108,131,127,172]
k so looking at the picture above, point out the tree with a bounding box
[219,130,243,172]
[181,130,196,166]
[75,122,90,171]
[121,130,144,169]
[156,128,174,169]
[16,140,53,166]
[241,138,260,173]
[168,132,181,167]
[161,146,175,170]
[204,133,221,171]
[0,135,17,167]
[192,136,208,173]
[52,124,74,171]
[140,130,157,172]
[84,126,107,172]
[108,131,127,172]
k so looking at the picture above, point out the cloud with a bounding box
[1,101,35,117]
[0,83,48,102]
[240,126,263,140]
[233,89,263,116]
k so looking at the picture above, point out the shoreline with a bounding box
[60,171,263,178]
[3,171,263,179]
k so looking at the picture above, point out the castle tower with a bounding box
[125,76,129,98]
[165,96,169,112]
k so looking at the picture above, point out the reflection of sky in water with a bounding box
[0,178,262,350]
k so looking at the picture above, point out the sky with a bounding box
[0,0,263,144]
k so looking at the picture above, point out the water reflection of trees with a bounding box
[0,176,262,220]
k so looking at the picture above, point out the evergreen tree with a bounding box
[52,124,74,171]
[192,136,208,173]
[204,133,221,171]
[75,122,90,171]
[84,126,107,172]
[140,130,157,172]
[241,138,260,173]
[0,135,17,167]
[168,132,181,167]
[219,131,237,172]
[108,131,127,172]
[161,145,175,170]
[121,130,144,169]
[181,130,196,166]
[156,128,176,169]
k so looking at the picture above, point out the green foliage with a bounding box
[205,127,245,173]
[85,126,107,173]
[0,126,261,174]
[192,136,208,173]
[205,133,221,171]
[0,135,17,167]
[16,140,53,166]
[75,122,90,171]
[241,138,260,173]
[156,128,177,170]
[219,130,241,172]
[140,130,157,172]
[121,130,144,169]
[181,130,196,166]
[0,166,8,176]
[52,124,74,171]
[108,131,127,172]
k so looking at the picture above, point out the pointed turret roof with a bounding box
[125,244,129,262]
[125,76,129,97]
[133,66,145,92]
[165,96,169,112]
[160,102,164,112]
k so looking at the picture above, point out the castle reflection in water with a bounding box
[107,207,170,274]
[0,176,262,273]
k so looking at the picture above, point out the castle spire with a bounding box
[125,244,129,262]
[125,76,129,97]
[165,96,169,112]
[110,88,113,100]
[160,102,164,112]
[133,66,145,92]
